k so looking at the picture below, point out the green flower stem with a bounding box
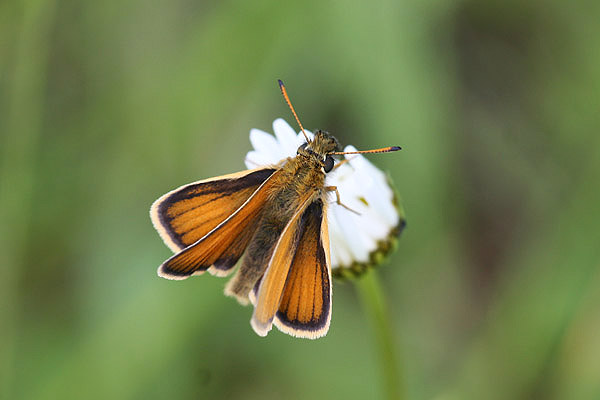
[356,270,404,400]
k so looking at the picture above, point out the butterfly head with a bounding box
[297,130,340,173]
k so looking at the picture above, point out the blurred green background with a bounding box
[2,0,599,399]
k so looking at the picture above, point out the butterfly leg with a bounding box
[325,186,360,215]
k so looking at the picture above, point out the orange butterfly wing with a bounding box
[251,198,332,339]
[151,168,276,251]
[151,167,278,279]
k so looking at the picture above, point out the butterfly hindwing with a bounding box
[154,168,280,279]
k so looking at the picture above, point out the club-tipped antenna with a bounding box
[330,146,402,155]
[278,80,310,143]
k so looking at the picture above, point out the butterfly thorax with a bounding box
[265,158,323,215]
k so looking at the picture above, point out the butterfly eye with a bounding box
[323,155,334,173]
[297,143,307,154]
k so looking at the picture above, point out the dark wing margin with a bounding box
[250,198,332,339]
[150,167,276,253]
[154,168,279,280]
[273,199,331,339]
[250,193,316,336]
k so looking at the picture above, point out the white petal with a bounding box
[273,118,300,157]
[356,207,390,240]
[331,205,371,263]
[249,129,286,164]
[327,210,354,267]
[245,150,275,169]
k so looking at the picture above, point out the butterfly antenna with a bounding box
[330,146,402,155]
[278,80,310,143]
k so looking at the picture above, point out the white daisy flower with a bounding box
[245,118,405,277]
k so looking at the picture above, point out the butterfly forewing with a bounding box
[251,193,317,336]
[156,168,280,280]
[274,200,331,339]
[251,198,332,339]
[151,168,276,252]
